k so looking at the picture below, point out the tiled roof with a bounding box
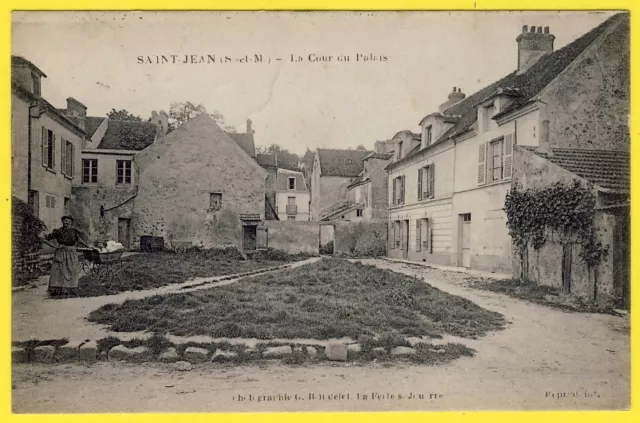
[317,149,373,177]
[393,13,626,167]
[227,132,256,158]
[275,168,307,191]
[533,148,629,191]
[364,152,394,160]
[12,55,46,77]
[441,14,625,140]
[97,120,158,150]
[256,154,277,167]
[85,116,105,138]
[347,174,365,189]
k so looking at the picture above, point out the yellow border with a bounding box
[2,1,637,422]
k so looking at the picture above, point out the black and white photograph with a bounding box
[10,10,630,413]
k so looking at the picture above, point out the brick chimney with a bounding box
[66,97,87,130]
[246,118,254,134]
[516,25,555,74]
[439,87,466,113]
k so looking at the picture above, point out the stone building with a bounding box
[273,169,310,221]
[11,56,86,232]
[73,113,267,250]
[309,148,373,221]
[343,152,394,221]
[386,13,629,306]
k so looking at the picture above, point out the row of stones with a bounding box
[13,340,447,365]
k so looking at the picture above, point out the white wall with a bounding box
[276,191,310,221]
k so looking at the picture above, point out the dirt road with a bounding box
[12,259,630,413]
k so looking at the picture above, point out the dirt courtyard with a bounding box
[12,259,630,413]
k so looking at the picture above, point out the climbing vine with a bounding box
[504,180,609,268]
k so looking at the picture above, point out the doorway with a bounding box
[117,218,131,249]
[402,219,409,259]
[243,225,257,251]
[459,213,471,268]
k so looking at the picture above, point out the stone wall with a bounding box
[264,221,319,255]
[334,220,387,257]
[540,15,629,151]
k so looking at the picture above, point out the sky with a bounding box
[12,11,614,155]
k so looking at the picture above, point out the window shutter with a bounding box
[477,143,487,185]
[71,143,75,177]
[427,224,433,253]
[400,175,405,204]
[429,164,435,198]
[51,134,56,170]
[392,177,397,206]
[503,133,513,179]
[417,168,423,201]
[51,196,56,208]
[42,127,48,167]
[416,219,422,251]
[45,195,50,208]
[61,139,67,175]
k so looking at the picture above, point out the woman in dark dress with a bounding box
[42,216,93,297]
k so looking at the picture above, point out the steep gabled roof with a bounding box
[530,147,629,191]
[12,55,47,77]
[317,149,373,177]
[97,119,158,150]
[85,116,106,138]
[439,13,626,142]
[227,132,256,158]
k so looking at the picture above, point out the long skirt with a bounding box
[48,246,79,297]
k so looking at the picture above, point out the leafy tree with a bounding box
[169,101,236,132]
[106,108,145,121]
[355,144,367,151]
[256,144,301,172]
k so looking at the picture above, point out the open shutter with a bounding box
[427,221,433,253]
[42,127,48,167]
[416,219,422,251]
[70,143,75,177]
[477,143,487,185]
[400,175,405,205]
[51,134,56,170]
[417,168,423,201]
[392,177,397,206]
[61,139,67,175]
[503,133,513,179]
[429,164,435,198]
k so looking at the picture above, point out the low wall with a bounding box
[334,220,387,257]
[264,221,319,255]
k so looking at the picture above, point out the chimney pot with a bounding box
[452,86,456,92]
[530,25,536,33]
[246,118,254,133]
[544,26,549,34]
[522,25,528,33]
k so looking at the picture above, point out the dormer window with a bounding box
[32,73,41,96]
[482,104,496,133]
[396,141,403,160]
[288,177,296,190]
[423,125,432,147]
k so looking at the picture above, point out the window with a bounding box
[209,192,222,210]
[287,216,296,221]
[45,195,56,209]
[288,177,296,190]
[83,159,98,183]
[61,140,75,177]
[397,141,403,160]
[356,209,363,217]
[423,125,432,146]
[462,213,471,222]
[489,138,504,181]
[42,128,55,169]
[64,197,70,215]
[288,196,296,205]
[416,218,431,252]
[391,175,405,206]
[418,164,435,201]
[32,73,41,96]
[116,160,132,185]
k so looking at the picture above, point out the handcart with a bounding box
[77,247,126,283]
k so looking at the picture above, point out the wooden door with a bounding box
[117,218,131,249]
[403,220,409,259]
[243,225,257,251]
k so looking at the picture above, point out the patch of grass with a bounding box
[76,247,307,298]
[89,259,505,341]
[472,278,614,314]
